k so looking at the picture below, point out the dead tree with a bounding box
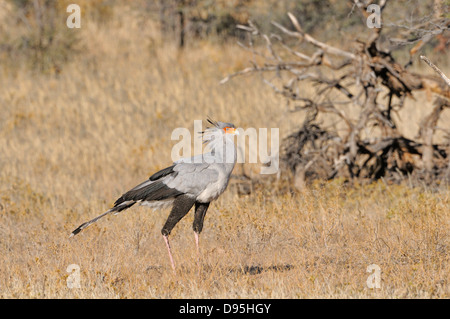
[221,0,449,188]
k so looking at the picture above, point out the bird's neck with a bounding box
[207,134,237,167]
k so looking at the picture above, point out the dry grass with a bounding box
[0,4,449,298]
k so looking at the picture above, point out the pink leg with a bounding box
[194,232,201,273]
[163,235,176,273]
[194,232,200,257]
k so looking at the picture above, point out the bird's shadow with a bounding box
[227,264,295,275]
[144,264,294,276]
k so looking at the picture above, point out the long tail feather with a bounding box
[69,209,113,238]
[69,201,135,238]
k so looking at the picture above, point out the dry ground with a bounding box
[0,4,449,298]
[1,178,449,298]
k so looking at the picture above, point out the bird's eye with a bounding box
[223,126,236,134]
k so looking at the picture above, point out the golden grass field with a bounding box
[0,3,449,298]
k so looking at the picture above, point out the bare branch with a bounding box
[420,55,450,86]
[219,67,257,84]
[285,12,356,60]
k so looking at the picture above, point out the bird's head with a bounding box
[205,118,239,136]
[200,118,238,163]
[201,118,239,141]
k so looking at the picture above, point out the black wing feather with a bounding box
[114,180,183,207]
[70,165,183,238]
[149,165,176,181]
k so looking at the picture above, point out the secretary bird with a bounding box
[70,119,238,272]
